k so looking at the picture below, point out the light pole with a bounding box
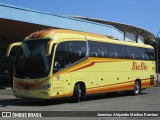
[156,31,160,85]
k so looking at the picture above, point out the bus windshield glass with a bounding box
[14,39,53,79]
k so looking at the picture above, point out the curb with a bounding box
[0,86,12,90]
[5,87,12,90]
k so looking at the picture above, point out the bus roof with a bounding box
[26,29,154,49]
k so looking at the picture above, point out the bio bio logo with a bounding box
[132,62,148,70]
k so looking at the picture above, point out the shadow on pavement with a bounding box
[85,91,148,101]
[0,98,72,107]
[0,91,148,107]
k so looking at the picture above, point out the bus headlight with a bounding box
[39,84,51,90]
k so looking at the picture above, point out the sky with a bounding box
[0,0,160,36]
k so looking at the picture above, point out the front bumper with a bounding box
[13,89,52,99]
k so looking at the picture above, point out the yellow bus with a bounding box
[7,29,156,102]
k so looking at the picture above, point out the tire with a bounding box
[80,86,86,101]
[132,81,141,95]
[72,84,81,103]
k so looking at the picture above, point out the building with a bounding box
[72,16,154,44]
[0,3,155,88]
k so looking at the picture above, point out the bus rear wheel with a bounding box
[72,84,81,103]
[132,81,141,95]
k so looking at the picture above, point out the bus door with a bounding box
[52,43,65,97]
[52,71,65,97]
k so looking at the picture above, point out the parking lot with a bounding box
[0,86,159,111]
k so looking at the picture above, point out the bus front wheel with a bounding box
[132,81,141,95]
[72,84,81,103]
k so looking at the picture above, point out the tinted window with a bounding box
[89,41,155,61]
[126,46,155,60]
[109,44,126,58]
[65,41,86,66]
[126,46,143,59]
[89,41,126,58]
[53,43,65,73]
[15,39,53,79]
[53,41,86,73]
[144,48,155,60]
[89,41,109,57]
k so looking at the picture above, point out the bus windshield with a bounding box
[14,39,53,79]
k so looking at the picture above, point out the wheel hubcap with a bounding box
[79,89,81,98]
[135,84,139,94]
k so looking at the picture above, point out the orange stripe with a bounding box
[51,57,153,78]
[86,84,134,95]
[51,92,73,98]
[52,57,121,77]
[69,60,118,73]
[69,61,95,72]
[86,78,152,90]
[51,78,154,97]
[51,78,153,98]
[86,78,154,95]
[29,29,53,39]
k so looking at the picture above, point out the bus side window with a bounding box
[144,48,155,60]
[53,43,65,73]
[53,41,87,73]
[91,47,98,57]
[109,44,126,58]
[149,49,155,60]
[128,54,135,59]
[89,41,109,58]
[140,48,145,60]
[144,54,149,60]
[126,46,152,60]
[137,47,144,60]
[126,46,140,59]
[98,49,104,57]
[110,52,117,58]
[65,41,86,67]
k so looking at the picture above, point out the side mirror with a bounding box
[6,42,22,57]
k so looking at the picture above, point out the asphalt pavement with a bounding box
[0,87,160,120]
